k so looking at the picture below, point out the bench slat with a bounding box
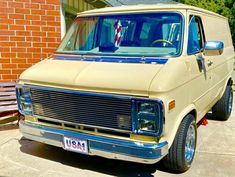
[0,82,16,87]
[0,88,16,92]
[0,92,16,96]
[0,105,18,113]
[0,101,17,106]
[0,82,18,117]
[0,96,16,101]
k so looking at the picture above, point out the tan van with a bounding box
[16,3,234,172]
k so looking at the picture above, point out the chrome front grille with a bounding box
[30,88,132,132]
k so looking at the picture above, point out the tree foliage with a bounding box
[174,0,235,46]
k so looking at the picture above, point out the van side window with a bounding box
[187,16,205,55]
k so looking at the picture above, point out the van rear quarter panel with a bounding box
[200,12,234,101]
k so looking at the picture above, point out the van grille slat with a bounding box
[30,88,132,131]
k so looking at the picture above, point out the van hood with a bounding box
[19,55,167,96]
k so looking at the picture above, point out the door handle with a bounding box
[207,60,213,67]
[196,55,205,72]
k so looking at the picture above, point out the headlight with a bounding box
[139,102,155,114]
[133,100,164,136]
[138,102,157,132]
[16,86,32,115]
[139,119,156,132]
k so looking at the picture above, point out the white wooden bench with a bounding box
[0,82,18,119]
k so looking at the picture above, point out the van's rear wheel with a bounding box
[163,114,197,173]
[212,85,233,121]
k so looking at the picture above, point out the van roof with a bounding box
[78,3,226,19]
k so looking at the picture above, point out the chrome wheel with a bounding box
[163,114,197,172]
[185,123,196,163]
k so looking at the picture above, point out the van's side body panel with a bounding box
[200,12,234,101]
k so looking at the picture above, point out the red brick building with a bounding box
[0,0,109,82]
[0,0,62,81]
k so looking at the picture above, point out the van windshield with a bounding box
[57,13,183,57]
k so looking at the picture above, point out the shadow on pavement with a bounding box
[18,137,172,177]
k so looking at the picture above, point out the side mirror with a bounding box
[203,41,224,56]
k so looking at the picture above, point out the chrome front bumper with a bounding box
[19,121,168,164]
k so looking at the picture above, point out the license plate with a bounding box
[63,136,88,154]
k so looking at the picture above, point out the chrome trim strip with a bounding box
[19,121,168,164]
[23,84,134,100]
[89,149,166,164]
[17,84,164,104]
[35,115,132,134]
[54,55,168,65]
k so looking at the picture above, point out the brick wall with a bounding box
[0,0,61,82]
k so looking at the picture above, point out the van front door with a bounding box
[187,15,212,118]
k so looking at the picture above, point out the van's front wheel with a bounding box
[212,85,233,121]
[163,114,197,173]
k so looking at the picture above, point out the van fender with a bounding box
[159,104,197,148]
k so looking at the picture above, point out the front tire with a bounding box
[212,85,233,121]
[163,114,197,173]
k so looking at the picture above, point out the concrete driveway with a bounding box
[1,100,235,177]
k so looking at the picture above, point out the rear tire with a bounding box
[212,85,233,121]
[163,114,197,173]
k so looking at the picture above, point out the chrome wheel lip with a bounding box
[228,90,233,114]
[185,123,196,163]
